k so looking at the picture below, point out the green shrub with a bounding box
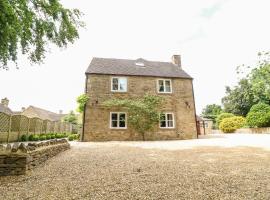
[32,135,39,141]
[68,134,79,141]
[20,134,28,142]
[68,134,74,141]
[246,103,270,127]
[46,134,51,140]
[216,113,235,127]
[50,134,56,139]
[28,134,35,141]
[219,116,246,133]
[39,135,46,141]
[55,133,65,138]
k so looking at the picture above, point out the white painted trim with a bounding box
[159,112,175,129]
[109,112,127,129]
[156,79,172,94]
[111,77,128,92]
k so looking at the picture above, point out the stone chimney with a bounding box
[21,107,26,111]
[1,98,9,107]
[171,55,181,68]
[59,110,63,114]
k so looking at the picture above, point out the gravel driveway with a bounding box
[1,134,270,200]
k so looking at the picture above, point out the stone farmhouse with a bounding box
[82,55,198,141]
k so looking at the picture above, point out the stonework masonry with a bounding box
[0,139,70,176]
[83,74,197,141]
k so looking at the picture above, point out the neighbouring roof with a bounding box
[86,57,193,79]
[22,106,66,121]
[196,115,213,122]
[0,104,13,115]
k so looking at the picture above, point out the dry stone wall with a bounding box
[0,139,70,176]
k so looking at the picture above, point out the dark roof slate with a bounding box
[86,57,192,79]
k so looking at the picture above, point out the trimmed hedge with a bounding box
[219,116,246,133]
[21,133,68,142]
[216,113,235,126]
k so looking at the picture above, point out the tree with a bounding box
[103,94,163,140]
[222,51,270,116]
[222,79,255,116]
[0,0,83,68]
[201,104,222,120]
[63,111,78,125]
[76,94,89,113]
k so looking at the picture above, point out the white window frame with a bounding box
[157,79,172,93]
[110,112,127,129]
[111,77,127,92]
[159,112,175,129]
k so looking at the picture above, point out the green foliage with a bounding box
[50,133,56,139]
[201,104,223,128]
[216,113,235,126]
[39,134,46,141]
[63,111,78,125]
[20,134,28,142]
[55,133,65,138]
[222,52,270,116]
[246,103,270,127]
[68,134,79,141]
[76,94,89,113]
[219,116,246,133]
[46,134,51,140]
[103,94,163,140]
[0,0,83,68]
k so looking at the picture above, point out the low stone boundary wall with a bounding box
[212,128,270,134]
[0,139,70,176]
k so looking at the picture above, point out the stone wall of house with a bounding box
[83,74,197,141]
[0,139,70,176]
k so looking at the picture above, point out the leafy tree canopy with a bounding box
[103,94,163,140]
[0,0,83,69]
[201,104,222,120]
[76,94,89,113]
[63,110,78,125]
[222,51,270,116]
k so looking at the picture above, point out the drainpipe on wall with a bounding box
[81,74,89,142]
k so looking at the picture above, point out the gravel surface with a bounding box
[1,134,270,200]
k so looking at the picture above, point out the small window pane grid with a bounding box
[158,79,172,93]
[160,113,174,128]
[110,112,127,128]
[111,77,127,92]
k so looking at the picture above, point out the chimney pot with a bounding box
[1,98,9,107]
[21,107,25,111]
[59,110,63,114]
[172,55,181,68]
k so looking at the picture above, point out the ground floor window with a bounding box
[160,113,174,128]
[110,112,127,128]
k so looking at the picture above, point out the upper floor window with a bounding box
[160,113,174,128]
[110,112,127,129]
[158,79,172,93]
[111,77,127,92]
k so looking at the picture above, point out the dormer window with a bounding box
[111,77,127,92]
[157,79,172,93]
[135,62,145,67]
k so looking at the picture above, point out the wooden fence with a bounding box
[0,112,77,143]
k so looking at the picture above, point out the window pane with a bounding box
[160,120,166,127]
[119,113,126,121]
[167,120,174,127]
[165,80,171,92]
[119,120,126,127]
[167,114,173,120]
[160,114,165,121]
[111,121,118,127]
[111,113,118,120]
[119,78,127,91]
[159,80,164,92]
[112,78,118,90]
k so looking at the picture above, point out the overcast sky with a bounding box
[0,0,269,114]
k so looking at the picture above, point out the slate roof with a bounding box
[22,106,65,121]
[86,57,192,79]
[0,104,13,115]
